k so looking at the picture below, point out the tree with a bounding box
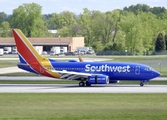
[155,33,165,52]
[78,8,93,46]
[123,4,165,17]
[46,13,59,29]
[0,12,7,24]
[58,11,76,28]
[58,26,70,37]
[10,3,47,37]
[150,7,166,17]
[78,8,120,51]
[90,10,113,45]
[138,12,157,51]
[123,4,150,14]
[0,21,11,37]
[120,12,144,55]
[165,34,167,50]
[69,24,81,37]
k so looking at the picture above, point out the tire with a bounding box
[79,81,85,87]
[140,82,144,87]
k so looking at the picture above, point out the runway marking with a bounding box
[0,84,167,93]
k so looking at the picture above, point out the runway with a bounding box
[0,84,167,93]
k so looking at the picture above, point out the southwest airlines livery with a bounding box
[12,29,160,87]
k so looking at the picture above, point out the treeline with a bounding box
[0,3,167,55]
[123,4,166,17]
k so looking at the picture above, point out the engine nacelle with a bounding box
[88,75,109,84]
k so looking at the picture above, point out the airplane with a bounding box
[12,29,160,87]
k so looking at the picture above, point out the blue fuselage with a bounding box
[50,61,160,82]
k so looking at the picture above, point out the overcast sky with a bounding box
[0,0,167,15]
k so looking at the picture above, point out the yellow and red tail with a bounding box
[12,29,60,78]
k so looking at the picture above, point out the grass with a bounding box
[0,93,166,120]
[0,72,37,76]
[0,60,18,68]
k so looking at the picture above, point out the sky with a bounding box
[0,0,167,15]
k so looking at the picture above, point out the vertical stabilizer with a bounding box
[12,29,46,63]
[12,29,60,78]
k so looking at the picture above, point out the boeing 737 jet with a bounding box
[12,29,160,87]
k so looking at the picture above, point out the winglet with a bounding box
[78,55,83,62]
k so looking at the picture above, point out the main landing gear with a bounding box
[140,82,144,87]
[79,81,85,87]
[79,81,91,87]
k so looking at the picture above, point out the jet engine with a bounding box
[88,75,109,84]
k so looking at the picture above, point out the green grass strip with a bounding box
[0,93,166,120]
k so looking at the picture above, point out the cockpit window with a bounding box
[145,67,152,71]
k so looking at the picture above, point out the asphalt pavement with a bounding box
[0,84,166,93]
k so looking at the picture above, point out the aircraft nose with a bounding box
[152,70,160,78]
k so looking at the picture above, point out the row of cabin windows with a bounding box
[55,67,85,71]
[45,66,85,71]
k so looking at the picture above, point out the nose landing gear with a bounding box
[140,80,150,86]
[140,82,144,87]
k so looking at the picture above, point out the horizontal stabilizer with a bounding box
[17,63,30,66]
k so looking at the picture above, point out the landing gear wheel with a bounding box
[79,81,85,87]
[140,82,144,87]
[86,81,91,87]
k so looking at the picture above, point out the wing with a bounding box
[50,70,92,80]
